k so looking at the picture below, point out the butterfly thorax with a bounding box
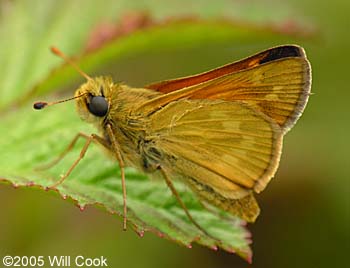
[102,83,162,170]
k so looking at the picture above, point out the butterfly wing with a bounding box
[142,45,311,132]
[136,45,310,221]
[145,99,283,222]
[146,45,303,92]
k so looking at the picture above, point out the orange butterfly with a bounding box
[34,45,311,232]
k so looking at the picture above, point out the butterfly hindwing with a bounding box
[147,99,283,196]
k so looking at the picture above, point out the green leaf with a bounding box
[0,103,252,260]
[0,0,310,262]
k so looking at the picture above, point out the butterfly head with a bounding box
[33,47,117,126]
[74,76,114,123]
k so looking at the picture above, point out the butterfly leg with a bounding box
[159,167,213,237]
[47,133,107,189]
[36,132,91,171]
[105,124,127,231]
[37,132,111,171]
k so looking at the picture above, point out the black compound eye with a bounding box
[87,96,108,117]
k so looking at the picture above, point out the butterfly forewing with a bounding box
[189,57,310,132]
[146,45,304,93]
[143,45,311,132]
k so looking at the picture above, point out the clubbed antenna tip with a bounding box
[33,102,48,110]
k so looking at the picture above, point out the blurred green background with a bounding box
[0,0,348,267]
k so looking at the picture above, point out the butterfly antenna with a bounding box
[50,46,92,81]
[33,92,88,110]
